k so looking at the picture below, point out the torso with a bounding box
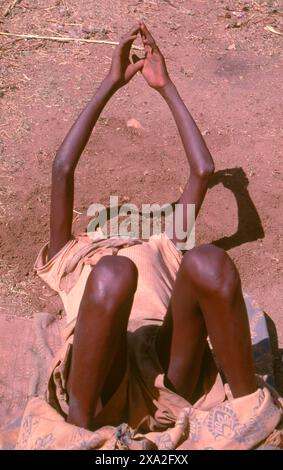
[117,235,182,331]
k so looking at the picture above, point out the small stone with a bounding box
[126,118,143,129]
[227,43,236,50]
[230,20,242,28]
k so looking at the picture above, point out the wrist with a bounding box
[102,75,120,94]
[157,79,176,97]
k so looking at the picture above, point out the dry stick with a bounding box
[264,25,283,35]
[4,0,22,17]
[0,31,144,50]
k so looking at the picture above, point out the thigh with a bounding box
[66,255,137,408]
[66,309,129,407]
[155,255,202,372]
[155,258,216,397]
[156,304,217,402]
[100,331,128,405]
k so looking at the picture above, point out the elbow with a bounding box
[52,154,74,177]
[194,162,215,179]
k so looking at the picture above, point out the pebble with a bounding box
[127,118,143,129]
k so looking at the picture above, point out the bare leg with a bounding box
[67,255,138,429]
[156,244,257,401]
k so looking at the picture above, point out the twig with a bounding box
[0,31,144,50]
[3,0,22,17]
[47,20,83,27]
[264,25,283,35]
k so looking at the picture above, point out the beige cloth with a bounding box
[34,233,184,331]
[0,313,64,450]
[16,233,283,449]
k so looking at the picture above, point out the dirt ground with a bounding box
[0,1,282,349]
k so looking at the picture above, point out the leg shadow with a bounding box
[264,313,283,395]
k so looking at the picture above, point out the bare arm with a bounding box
[49,78,116,260]
[139,23,215,245]
[49,25,144,260]
[159,82,215,209]
[159,82,215,246]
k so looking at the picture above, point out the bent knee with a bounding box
[84,255,138,309]
[181,244,240,298]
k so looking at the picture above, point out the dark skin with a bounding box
[49,23,257,430]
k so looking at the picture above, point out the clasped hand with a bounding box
[107,22,171,91]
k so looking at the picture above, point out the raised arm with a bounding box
[138,23,215,245]
[48,25,144,260]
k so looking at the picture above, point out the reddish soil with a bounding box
[0,1,282,347]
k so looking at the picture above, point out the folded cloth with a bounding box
[16,325,283,450]
[1,306,282,450]
[0,313,63,450]
[16,306,283,450]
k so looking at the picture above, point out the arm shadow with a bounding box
[208,168,264,250]
[85,168,264,252]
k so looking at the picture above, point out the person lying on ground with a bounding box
[35,23,279,438]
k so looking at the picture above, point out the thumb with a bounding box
[125,58,145,81]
